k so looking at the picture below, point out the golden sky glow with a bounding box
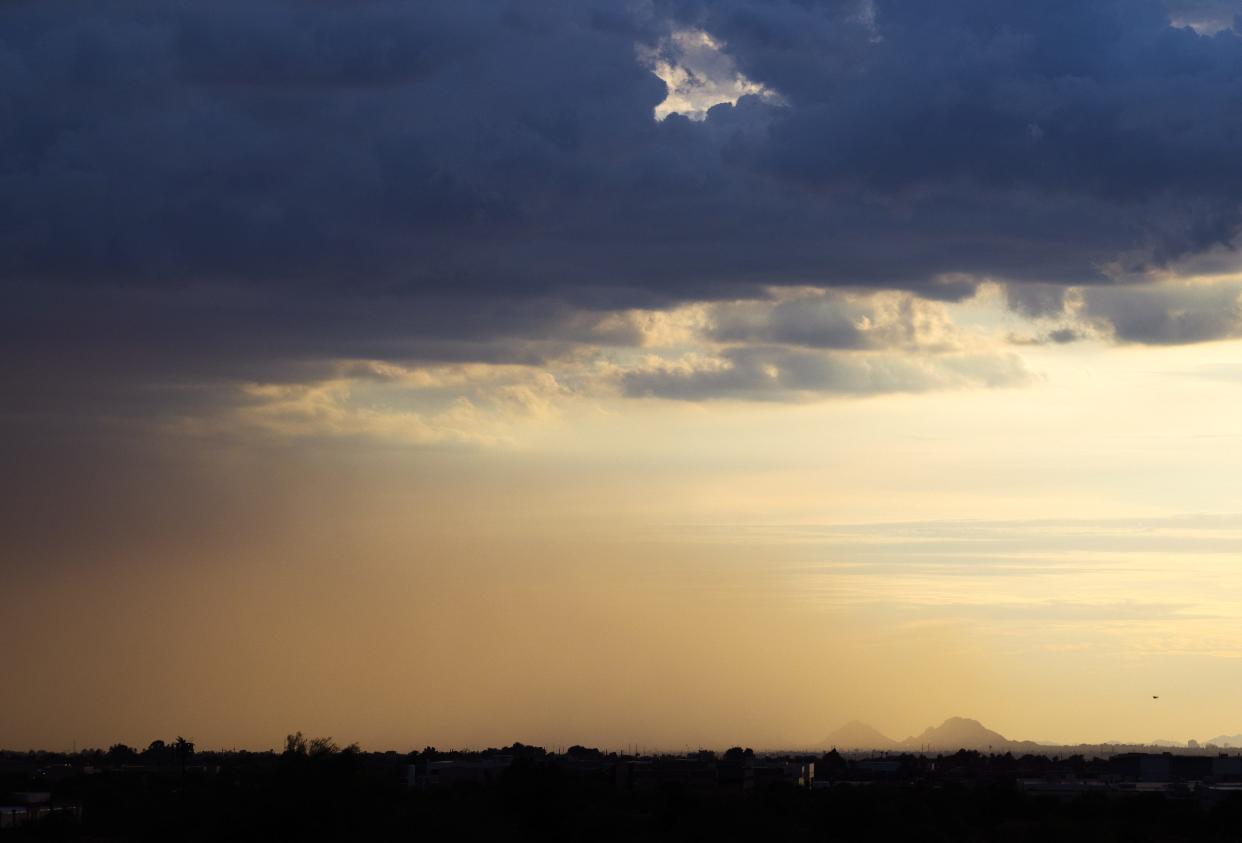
[6,284,1242,752]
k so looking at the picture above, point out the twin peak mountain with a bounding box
[824,717,1042,752]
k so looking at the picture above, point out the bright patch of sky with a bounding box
[1167,1,1240,33]
[639,29,784,121]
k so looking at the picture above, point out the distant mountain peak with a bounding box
[1206,734,1242,748]
[909,715,993,735]
[902,716,1035,751]
[822,720,897,749]
[824,716,1044,752]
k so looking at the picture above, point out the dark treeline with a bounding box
[5,739,1242,841]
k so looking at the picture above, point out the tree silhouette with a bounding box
[174,736,194,780]
[309,737,340,757]
[106,743,137,763]
[284,732,309,757]
[284,732,352,759]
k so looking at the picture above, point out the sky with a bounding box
[5,0,1242,752]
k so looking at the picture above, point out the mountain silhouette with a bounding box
[1206,734,1242,748]
[821,720,898,749]
[902,717,1040,751]
[823,717,1047,752]
[823,717,1242,752]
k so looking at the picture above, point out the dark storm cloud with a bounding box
[0,1,665,292]
[4,0,1242,401]
[685,0,1242,235]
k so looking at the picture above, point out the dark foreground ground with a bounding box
[6,745,1242,841]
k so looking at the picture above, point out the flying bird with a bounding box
[1152,695,1159,699]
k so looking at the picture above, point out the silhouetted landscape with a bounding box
[818,717,1242,756]
[9,722,1242,840]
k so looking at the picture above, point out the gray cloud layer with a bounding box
[622,345,1031,401]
